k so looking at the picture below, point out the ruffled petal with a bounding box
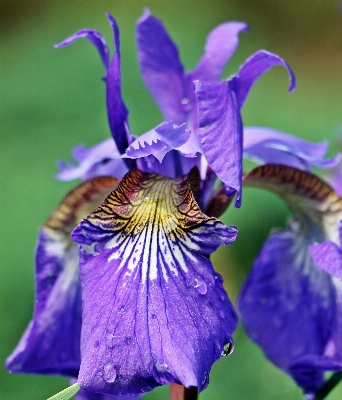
[238,230,336,393]
[105,14,133,166]
[191,22,249,81]
[136,9,189,125]
[71,169,238,396]
[56,139,128,181]
[244,127,341,171]
[196,80,243,207]
[55,29,109,70]
[234,50,296,109]
[6,177,119,377]
[122,122,191,163]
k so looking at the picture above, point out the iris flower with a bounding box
[6,9,326,399]
[239,164,342,397]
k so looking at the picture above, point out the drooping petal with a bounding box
[71,169,238,396]
[240,164,342,393]
[70,379,142,400]
[136,9,189,125]
[122,121,191,163]
[6,177,120,377]
[234,50,296,109]
[57,139,128,182]
[55,29,110,70]
[191,22,249,81]
[196,80,243,207]
[238,230,336,393]
[244,127,341,171]
[105,14,134,167]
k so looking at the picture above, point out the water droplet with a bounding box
[106,333,115,349]
[94,340,100,348]
[145,196,149,200]
[181,98,189,105]
[151,314,157,319]
[219,310,225,319]
[118,306,125,313]
[194,277,207,295]
[155,361,169,373]
[102,363,117,383]
[124,336,132,345]
[201,371,208,386]
[221,340,234,357]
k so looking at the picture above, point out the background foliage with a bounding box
[1,0,342,398]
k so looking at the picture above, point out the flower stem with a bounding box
[170,383,198,400]
[314,372,342,400]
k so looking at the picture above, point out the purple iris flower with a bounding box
[56,9,296,209]
[7,11,245,397]
[238,164,342,396]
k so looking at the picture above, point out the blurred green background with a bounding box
[1,0,342,398]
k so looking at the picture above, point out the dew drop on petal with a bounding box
[194,277,207,295]
[201,371,208,386]
[118,305,125,313]
[221,340,234,357]
[151,314,157,319]
[219,310,225,319]
[106,333,115,349]
[102,363,117,383]
[181,98,189,105]
[155,361,169,373]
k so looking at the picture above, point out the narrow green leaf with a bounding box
[314,372,342,400]
[47,383,81,400]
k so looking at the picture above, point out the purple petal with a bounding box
[6,177,119,377]
[196,80,243,207]
[310,241,342,279]
[136,9,189,125]
[244,127,341,171]
[56,139,128,181]
[6,229,82,377]
[191,22,249,81]
[55,29,110,70]
[123,122,191,162]
[71,379,142,400]
[136,151,201,179]
[105,14,133,166]
[238,230,336,393]
[234,50,296,109]
[72,169,238,395]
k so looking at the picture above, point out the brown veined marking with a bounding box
[43,176,120,236]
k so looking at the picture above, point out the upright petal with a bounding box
[136,9,189,125]
[191,22,249,81]
[72,169,238,395]
[196,80,243,207]
[105,14,134,168]
[55,29,110,70]
[234,50,296,109]
[6,177,119,377]
[244,127,341,171]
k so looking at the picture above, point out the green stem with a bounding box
[47,383,81,400]
[314,372,342,400]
